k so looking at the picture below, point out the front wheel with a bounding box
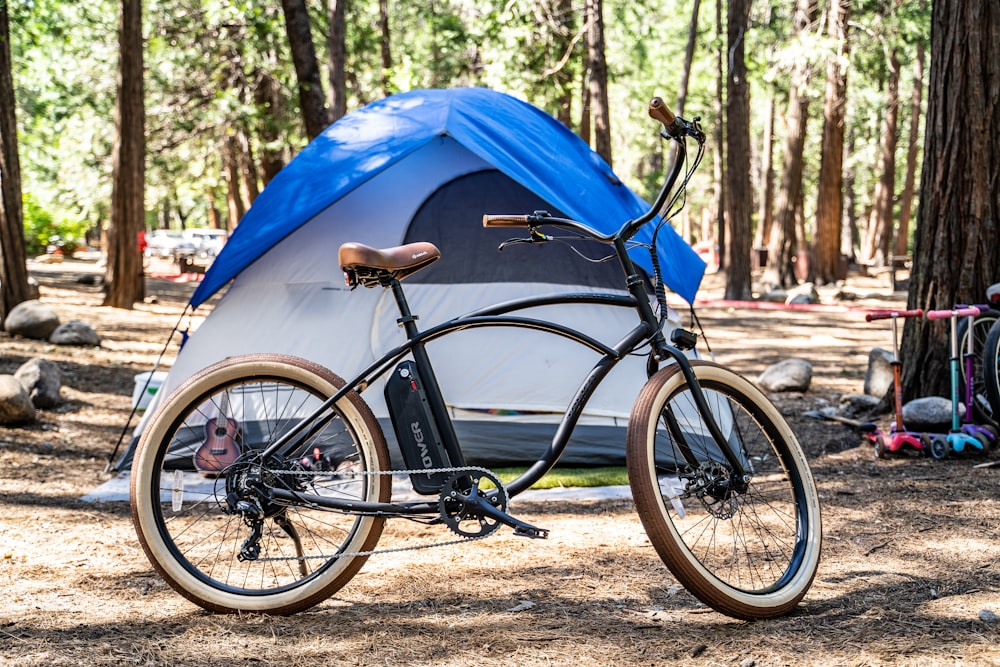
[130,354,391,614]
[626,361,822,620]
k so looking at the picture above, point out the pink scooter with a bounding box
[865,308,928,458]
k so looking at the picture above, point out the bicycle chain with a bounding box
[248,464,504,562]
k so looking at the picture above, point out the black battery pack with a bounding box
[383,361,451,494]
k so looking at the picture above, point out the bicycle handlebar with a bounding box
[865,309,923,322]
[483,95,704,242]
[648,97,681,137]
[483,214,531,228]
[926,306,980,320]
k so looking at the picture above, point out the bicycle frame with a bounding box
[257,120,747,516]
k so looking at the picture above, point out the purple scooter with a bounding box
[926,307,992,459]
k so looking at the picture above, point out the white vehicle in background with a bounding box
[183,228,228,257]
[145,229,197,259]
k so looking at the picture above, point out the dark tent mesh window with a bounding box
[403,170,624,287]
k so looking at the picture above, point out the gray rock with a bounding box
[864,348,895,398]
[757,359,813,392]
[839,393,882,418]
[902,396,956,430]
[14,358,62,409]
[761,288,788,303]
[4,299,60,340]
[786,282,819,305]
[50,320,100,347]
[0,374,36,424]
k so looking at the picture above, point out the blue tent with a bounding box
[120,87,706,471]
[191,87,704,308]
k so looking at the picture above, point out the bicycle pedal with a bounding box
[513,525,550,539]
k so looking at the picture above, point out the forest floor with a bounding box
[2,260,1000,666]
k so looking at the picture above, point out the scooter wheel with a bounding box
[919,434,933,458]
[874,434,887,459]
[929,436,950,461]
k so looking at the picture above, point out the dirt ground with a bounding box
[2,261,1000,666]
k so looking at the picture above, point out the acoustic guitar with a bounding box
[193,391,241,475]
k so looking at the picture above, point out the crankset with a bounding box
[437,470,549,539]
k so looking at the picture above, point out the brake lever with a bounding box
[498,228,552,251]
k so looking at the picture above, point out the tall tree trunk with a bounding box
[675,0,702,119]
[553,0,574,127]
[0,2,30,321]
[812,0,850,284]
[723,0,752,300]
[900,0,1000,401]
[895,44,924,258]
[378,0,392,96]
[586,0,612,166]
[579,69,591,146]
[238,130,259,205]
[712,0,726,271]
[281,0,328,141]
[103,0,145,308]
[762,0,813,289]
[754,92,775,250]
[862,51,900,267]
[223,136,246,228]
[327,0,347,122]
[254,70,285,185]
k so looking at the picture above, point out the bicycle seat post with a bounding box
[386,277,468,469]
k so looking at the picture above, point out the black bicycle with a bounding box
[130,97,822,620]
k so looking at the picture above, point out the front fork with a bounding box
[648,329,751,493]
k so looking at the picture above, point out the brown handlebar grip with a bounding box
[482,214,531,228]
[865,308,923,322]
[648,97,677,129]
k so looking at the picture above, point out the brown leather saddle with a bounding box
[339,241,441,288]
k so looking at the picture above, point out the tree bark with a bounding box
[253,70,285,185]
[0,2,31,321]
[713,0,726,270]
[327,0,347,121]
[103,0,145,308]
[861,50,900,268]
[895,44,924,258]
[585,0,612,166]
[754,93,775,251]
[901,0,1000,401]
[723,0,752,300]
[675,0,702,119]
[762,0,814,290]
[812,0,850,284]
[223,135,246,228]
[281,0,328,141]
[378,0,392,96]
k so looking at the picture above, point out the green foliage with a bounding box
[8,0,932,272]
[492,466,629,489]
[22,193,91,256]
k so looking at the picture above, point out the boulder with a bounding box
[14,358,62,409]
[902,396,956,430]
[757,358,813,393]
[864,348,895,398]
[4,300,60,340]
[0,375,36,424]
[839,393,882,419]
[50,321,100,347]
[786,282,820,305]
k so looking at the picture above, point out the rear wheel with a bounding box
[626,361,822,620]
[130,354,391,614]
